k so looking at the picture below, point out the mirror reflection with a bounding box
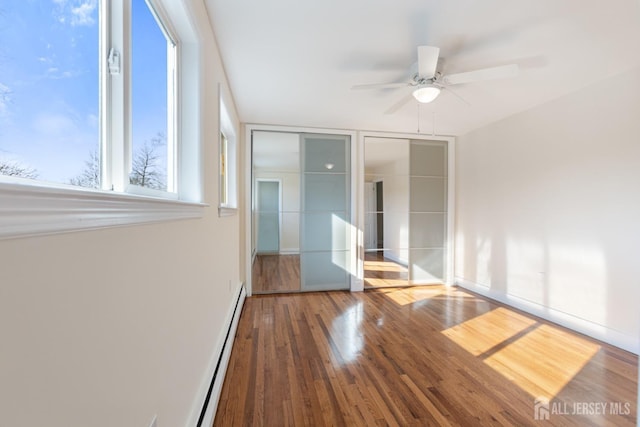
[252,131,301,293]
[364,137,448,289]
[251,131,352,294]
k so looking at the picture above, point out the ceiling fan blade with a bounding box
[417,46,440,79]
[442,86,470,106]
[444,64,519,85]
[351,82,409,90]
[384,92,414,115]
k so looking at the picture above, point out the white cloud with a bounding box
[70,0,97,27]
[51,0,97,27]
[0,83,11,117]
[32,113,77,136]
[86,114,98,128]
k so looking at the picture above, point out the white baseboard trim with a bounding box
[383,251,408,267]
[279,249,300,255]
[455,277,638,355]
[188,283,246,427]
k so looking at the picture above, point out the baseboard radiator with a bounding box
[196,284,246,427]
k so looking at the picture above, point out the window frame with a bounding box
[105,0,178,197]
[218,85,238,216]
[0,0,206,241]
[125,0,178,196]
[220,131,229,206]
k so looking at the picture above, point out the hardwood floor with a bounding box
[364,252,409,288]
[214,286,637,426]
[364,252,444,288]
[252,254,300,293]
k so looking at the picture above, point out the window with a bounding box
[0,0,178,195]
[129,0,176,194]
[220,131,228,205]
[219,91,237,215]
[0,0,204,240]
[0,1,100,186]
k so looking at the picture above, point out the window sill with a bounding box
[218,206,238,217]
[0,180,207,241]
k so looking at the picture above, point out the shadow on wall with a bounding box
[456,226,612,343]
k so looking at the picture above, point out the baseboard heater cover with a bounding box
[196,284,246,427]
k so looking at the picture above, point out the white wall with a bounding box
[455,66,640,353]
[0,1,243,426]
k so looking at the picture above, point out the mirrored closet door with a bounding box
[252,131,351,294]
[363,137,448,289]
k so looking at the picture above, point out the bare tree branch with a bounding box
[0,159,38,179]
[129,132,166,190]
[69,150,100,188]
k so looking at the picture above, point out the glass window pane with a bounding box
[409,177,447,212]
[0,1,99,186]
[409,213,446,248]
[302,211,350,251]
[300,251,349,291]
[409,140,447,177]
[300,134,351,292]
[130,0,173,191]
[410,249,445,284]
[220,132,228,204]
[303,136,348,173]
[302,174,348,212]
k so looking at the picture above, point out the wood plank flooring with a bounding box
[364,252,410,289]
[213,286,638,426]
[252,254,300,294]
[364,252,444,289]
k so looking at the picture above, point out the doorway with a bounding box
[364,180,383,250]
[256,180,280,254]
[376,181,384,249]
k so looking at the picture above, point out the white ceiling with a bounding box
[253,131,300,171]
[205,0,640,136]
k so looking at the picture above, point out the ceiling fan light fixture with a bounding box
[412,85,441,103]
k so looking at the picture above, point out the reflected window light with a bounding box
[331,302,364,364]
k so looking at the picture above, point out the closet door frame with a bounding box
[357,131,456,291]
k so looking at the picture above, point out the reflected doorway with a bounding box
[376,181,384,249]
[256,180,280,253]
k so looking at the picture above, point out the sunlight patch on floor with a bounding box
[374,286,445,306]
[364,278,410,288]
[484,323,600,399]
[364,257,410,289]
[441,307,537,356]
[441,304,602,400]
[364,260,408,273]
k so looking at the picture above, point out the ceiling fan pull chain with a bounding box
[432,111,436,136]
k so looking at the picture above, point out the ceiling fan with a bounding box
[351,46,519,114]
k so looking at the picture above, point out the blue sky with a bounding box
[0,0,167,184]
